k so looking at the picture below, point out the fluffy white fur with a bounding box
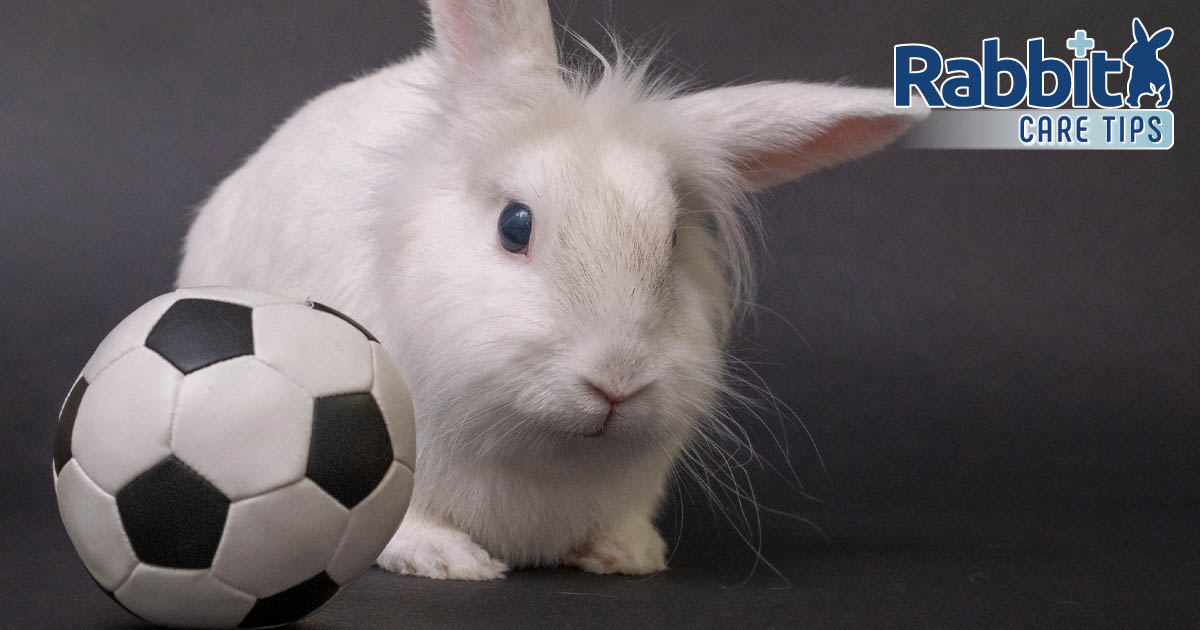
[178,0,925,579]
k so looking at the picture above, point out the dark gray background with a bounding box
[2,1,1197,628]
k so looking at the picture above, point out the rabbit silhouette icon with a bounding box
[1123,18,1173,108]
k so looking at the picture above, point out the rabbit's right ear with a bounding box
[427,0,558,83]
[1148,26,1174,49]
[671,82,927,192]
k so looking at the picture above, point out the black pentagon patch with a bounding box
[238,571,340,628]
[307,393,393,508]
[54,376,88,474]
[145,299,254,373]
[116,455,229,569]
[309,301,378,342]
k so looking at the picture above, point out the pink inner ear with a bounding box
[441,4,479,68]
[737,116,906,189]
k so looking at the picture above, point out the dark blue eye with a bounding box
[498,202,532,253]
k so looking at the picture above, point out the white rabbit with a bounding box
[178,0,925,580]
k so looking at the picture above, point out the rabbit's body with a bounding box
[180,0,923,579]
[180,50,679,573]
[179,54,440,311]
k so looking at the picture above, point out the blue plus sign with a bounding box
[1066,29,1095,58]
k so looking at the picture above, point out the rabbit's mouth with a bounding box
[583,408,616,438]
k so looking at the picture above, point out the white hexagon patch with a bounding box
[252,303,375,398]
[171,356,313,501]
[114,565,256,629]
[325,462,413,584]
[55,460,138,591]
[369,343,416,471]
[173,286,299,309]
[71,347,181,494]
[211,479,349,598]
[81,293,179,384]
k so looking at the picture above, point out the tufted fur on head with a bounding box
[178,0,926,575]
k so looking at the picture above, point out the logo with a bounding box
[896,19,1174,150]
[1122,19,1173,108]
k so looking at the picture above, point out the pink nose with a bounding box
[587,383,624,406]
[585,380,652,407]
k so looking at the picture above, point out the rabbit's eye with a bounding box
[671,229,678,248]
[498,202,532,253]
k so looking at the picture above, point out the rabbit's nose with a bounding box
[584,379,654,408]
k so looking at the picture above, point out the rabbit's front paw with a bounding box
[567,516,667,575]
[376,516,507,580]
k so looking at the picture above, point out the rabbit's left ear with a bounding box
[1132,18,1149,42]
[1148,26,1174,48]
[428,0,558,84]
[671,82,928,191]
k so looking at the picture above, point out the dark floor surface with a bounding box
[5,499,1198,629]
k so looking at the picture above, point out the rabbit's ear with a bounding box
[1148,26,1174,49]
[428,0,558,82]
[1132,18,1149,42]
[671,82,927,191]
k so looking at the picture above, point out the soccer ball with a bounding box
[53,287,415,628]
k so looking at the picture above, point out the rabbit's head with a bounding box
[382,0,926,462]
[1123,18,1173,66]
